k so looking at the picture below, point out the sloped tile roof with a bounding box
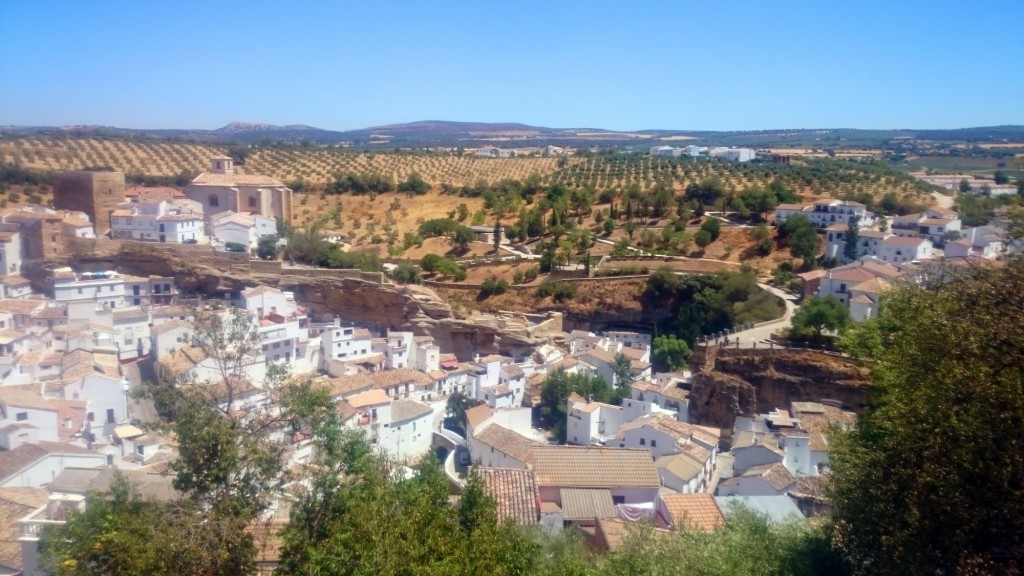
[559,488,618,522]
[0,487,48,571]
[478,467,539,525]
[390,399,432,423]
[531,446,659,489]
[742,463,796,491]
[475,424,537,464]
[659,493,724,532]
[465,404,493,431]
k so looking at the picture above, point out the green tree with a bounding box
[739,185,778,222]
[830,259,1024,575]
[843,216,860,262]
[603,217,615,235]
[397,171,430,195]
[539,369,619,442]
[789,295,850,341]
[785,213,820,267]
[652,334,692,371]
[451,225,474,252]
[700,217,721,241]
[959,178,972,194]
[611,352,633,389]
[624,219,637,239]
[392,263,422,284]
[443,391,482,436]
[994,170,1009,184]
[256,236,278,260]
[750,224,774,256]
[694,228,713,250]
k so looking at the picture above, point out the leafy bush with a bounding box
[392,263,422,285]
[479,277,509,298]
[224,242,248,253]
[536,282,577,302]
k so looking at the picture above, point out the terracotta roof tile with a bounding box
[478,467,539,525]
[465,404,493,431]
[0,487,48,571]
[475,424,537,464]
[531,446,659,489]
[659,493,724,532]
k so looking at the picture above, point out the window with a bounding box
[651,439,657,447]
[106,409,115,424]
[136,445,145,456]
[209,195,219,207]
[639,438,646,446]
[15,412,27,421]
[248,197,257,209]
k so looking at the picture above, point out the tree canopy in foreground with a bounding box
[831,259,1024,575]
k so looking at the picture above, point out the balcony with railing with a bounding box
[19,495,85,541]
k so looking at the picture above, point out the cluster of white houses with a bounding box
[777,197,1019,322]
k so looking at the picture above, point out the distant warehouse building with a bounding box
[650,146,683,157]
[709,148,756,162]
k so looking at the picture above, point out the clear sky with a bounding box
[2,1,1022,132]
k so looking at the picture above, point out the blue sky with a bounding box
[2,1,1022,131]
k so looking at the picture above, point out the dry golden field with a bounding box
[2,136,930,202]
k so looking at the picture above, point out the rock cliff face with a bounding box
[28,241,542,360]
[688,348,871,433]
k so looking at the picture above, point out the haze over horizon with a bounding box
[2,0,1022,132]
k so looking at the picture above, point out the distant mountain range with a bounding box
[4,120,1024,149]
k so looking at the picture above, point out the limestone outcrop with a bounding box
[688,347,871,435]
[28,239,543,360]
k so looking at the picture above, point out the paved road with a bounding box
[714,283,800,349]
[931,191,955,209]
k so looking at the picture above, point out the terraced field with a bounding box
[244,148,574,185]
[0,137,225,175]
[1,136,932,203]
[549,154,933,199]
[0,136,576,186]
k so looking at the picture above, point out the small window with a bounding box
[651,439,657,448]
[639,438,646,446]
[209,195,219,207]
[15,412,27,421]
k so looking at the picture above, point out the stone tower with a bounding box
[53,171,126,234]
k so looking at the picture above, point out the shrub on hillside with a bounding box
[479,277,509,298]
[536,282,577,302]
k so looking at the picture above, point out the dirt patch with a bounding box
[461,261,541,284]
[601,258,735,274]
